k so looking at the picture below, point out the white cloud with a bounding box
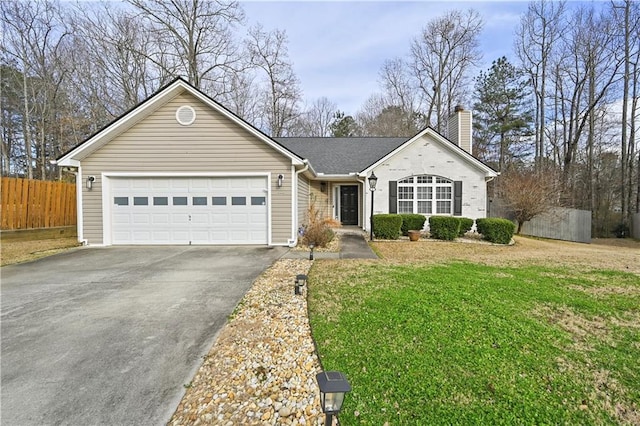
[240,1,533,113]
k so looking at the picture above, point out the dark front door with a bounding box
[340,185,358,226]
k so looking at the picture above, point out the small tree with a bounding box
[498,167,561,234]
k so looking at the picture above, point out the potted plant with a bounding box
[408,230,421,241]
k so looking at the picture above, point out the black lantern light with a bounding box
[316,371,351,426]
[309,242,315,260]
[368,172,378,241]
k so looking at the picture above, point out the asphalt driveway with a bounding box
[1,245,286,426]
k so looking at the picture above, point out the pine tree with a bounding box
[472,57,534,171]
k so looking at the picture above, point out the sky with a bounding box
[240,1,536,115]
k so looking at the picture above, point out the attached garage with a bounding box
[108,176,268,245]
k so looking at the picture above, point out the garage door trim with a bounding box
[101,172,272,246]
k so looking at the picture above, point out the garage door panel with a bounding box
[111,177,268,245]
[230,213,249,225]
[151,214,170,225]
[132,214,151,224]
[113,213,131,225]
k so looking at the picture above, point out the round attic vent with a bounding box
[176,105,196,126]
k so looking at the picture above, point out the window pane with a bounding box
[417,187,432,200]
[398,201,413,213]
[133,197,148,206]
[417,175,431,183]
[114,197,128,206]
[418,201,432,214]
[193,196,207,206]
[399,177,413,183]
[212,196,226,206]
[436,187,452,199]
[436,177,451,184]
[232,196,246,205]
[436,201,451,214]
[398,186,414,200]
[153,197,168,206]
[173,196,188,206]
[251,196,266,206]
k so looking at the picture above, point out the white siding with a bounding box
[365,133,488,230]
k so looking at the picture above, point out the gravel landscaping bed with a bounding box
[169,258,326,426]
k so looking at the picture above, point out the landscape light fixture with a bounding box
[316,371,351,426]
[309,243,315,261]
[368,172,378,241]
[294,274,307,295]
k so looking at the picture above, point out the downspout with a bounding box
[357,176,366,230]
[291,159,310,247]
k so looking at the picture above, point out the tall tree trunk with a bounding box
[620,0,630,226]
[21,62,33,179]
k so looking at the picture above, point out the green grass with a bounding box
[308,262,640,425]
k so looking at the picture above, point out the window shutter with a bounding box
[389,181,397,214]
[453,181,462,216]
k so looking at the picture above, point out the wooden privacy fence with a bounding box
[490,199,591,243]
[1,177,76,230]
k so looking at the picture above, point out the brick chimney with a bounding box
[447,105,472,154]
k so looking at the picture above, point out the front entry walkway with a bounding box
[284,229,378,260]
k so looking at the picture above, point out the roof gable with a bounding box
[360,127,498,177]
[57,78,303,166]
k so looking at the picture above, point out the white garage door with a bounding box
[110,177,268,245]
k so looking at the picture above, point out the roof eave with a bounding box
[56,78,304,166]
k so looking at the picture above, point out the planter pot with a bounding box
[408,230,421,241]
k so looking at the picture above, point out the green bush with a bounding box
[458,217,474,236]
[476,218,515,244]
[429,216,460,241]
[373,214,402,239]
[400,214,427,236]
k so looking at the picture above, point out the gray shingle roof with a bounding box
[274,137,409,175]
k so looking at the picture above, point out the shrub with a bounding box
[476,218,515,244]
[458,217,474,236]
[301,196,339,247]
[373,214,402,239]
[429,216,460,241]
[400,214,427,236]
[302,222,335,247]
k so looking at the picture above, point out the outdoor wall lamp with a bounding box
[294,274,307,295]
[316,371,351,426]
[309,243,315,260]
[320,182,327,192]
[86,176,95,190]
[368,172,378,241]
[277,174,284,188]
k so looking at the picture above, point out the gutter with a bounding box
[290,159,310,247]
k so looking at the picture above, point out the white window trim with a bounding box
[398,175,453,216]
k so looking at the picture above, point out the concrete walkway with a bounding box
[283,231,378,260]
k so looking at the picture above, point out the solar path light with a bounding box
[316,371,351,426]
[294,274,307,295]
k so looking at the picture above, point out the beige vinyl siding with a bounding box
[458,110,472,154]
[81,90,293,245]
[310,181,331,220]
[298,175,310,227]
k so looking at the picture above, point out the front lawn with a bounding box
[308,261,640,424]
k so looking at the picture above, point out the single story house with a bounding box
[56,78,498,246]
